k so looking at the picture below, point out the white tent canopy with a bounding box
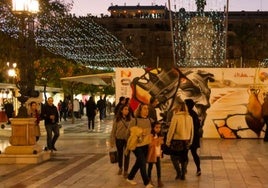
[60,72,115,86]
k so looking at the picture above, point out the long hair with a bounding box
[174,101,188,113]
[134,103,148,118]
[115,104,131,122]
[151,121,162,137]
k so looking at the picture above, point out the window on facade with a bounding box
[127,24,133,28]
[141,24,147,28]
[228,49,234,59]
[126,35,133,43]
[228,24,233,31]
[140,36,146,43]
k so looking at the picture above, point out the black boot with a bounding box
[181,162,187,180]
[175,167,181,180]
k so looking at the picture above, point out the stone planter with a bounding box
[9,118,36,146]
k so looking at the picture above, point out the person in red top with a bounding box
[28,101,41,141]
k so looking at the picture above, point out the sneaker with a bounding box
[196,170,201,176]
[145,183,154,188]
[126,178,137,185]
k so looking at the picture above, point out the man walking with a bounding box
[97,96,106,121]
[42,97,60,151]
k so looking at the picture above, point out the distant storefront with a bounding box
[0,83,63,123]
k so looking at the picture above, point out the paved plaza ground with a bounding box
[0,114,268,188]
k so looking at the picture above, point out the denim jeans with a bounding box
[116,139,130,172]
[45,123,60,150]
[128,145,149,185]
[99,108,105,120]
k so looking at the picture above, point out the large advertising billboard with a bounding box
[116,67,268,139]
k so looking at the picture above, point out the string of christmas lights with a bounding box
[0,1,139,68]
[0,3,20,38]
[1,0,228,68]
[173,0,226,67]
[36,15,139,67]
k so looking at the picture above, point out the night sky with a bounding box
[66,0,268,16]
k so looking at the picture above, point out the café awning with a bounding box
[60,72,115,86]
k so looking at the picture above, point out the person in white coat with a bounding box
[166,101,193,180]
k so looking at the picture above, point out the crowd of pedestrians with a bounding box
[16,94,204,187]
[20,95,112,152]
[110,96,202,188]
[11,92,268,187]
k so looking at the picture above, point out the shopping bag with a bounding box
[109,150,118,164]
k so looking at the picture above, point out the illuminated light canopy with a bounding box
[36,15,139,67]
[1,2,139,68]
[173,0,226,67]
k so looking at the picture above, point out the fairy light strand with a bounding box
[173,0,226,67]
[0,2,139,68]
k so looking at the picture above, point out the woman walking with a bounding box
[185,99,202,176]
[126,103,154,188]
[110,104,131,178]
[166,101,193,180]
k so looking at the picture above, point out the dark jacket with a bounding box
[97,99,106,110]
[86,100,97,118]
[41,104,59,125]
[4,103,14,118]
[188,109,201,148]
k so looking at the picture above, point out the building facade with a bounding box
[92,5,268,68]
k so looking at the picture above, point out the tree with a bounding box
[34,56,114,99]
[34,57,81,100]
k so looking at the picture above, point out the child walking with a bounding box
[147,121,164,187]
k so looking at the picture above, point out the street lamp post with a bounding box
[1,1,50,162]
[7,62,17,83]
[12,0,39,117]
